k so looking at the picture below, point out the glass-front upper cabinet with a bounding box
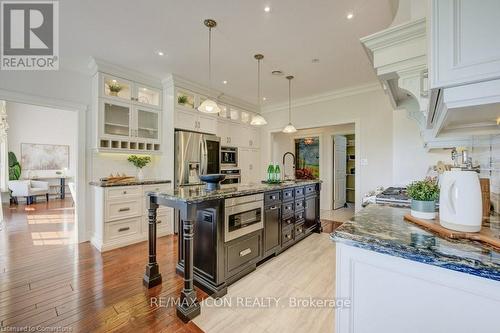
[240,111,250,124]
[176,90,195,109]
[102,75,132,102]
[102,100,131,138]
[218,104,229,119]
[136,107,160,141]
[135,84,161,108]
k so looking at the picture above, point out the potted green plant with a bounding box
[8,152,21,181]
[127,155,151,181]
[407,177,439,219]
[177,95,188,105]
[108,82,122,96]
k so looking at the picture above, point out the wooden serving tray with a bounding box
[101,176,136,184]
[404,214,500,250]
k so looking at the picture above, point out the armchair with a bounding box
[8,180,50,205]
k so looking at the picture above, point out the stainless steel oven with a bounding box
[221,147,238,168]
[224,194,264,242]
[221,168,241,185]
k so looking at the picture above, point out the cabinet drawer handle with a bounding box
[286,234,291,239]
[119,207,131,212]
[123,191,127,194]
[157,220,162,224]
[239,248,252,257]
[270,205,278,210]
[118,227,130,232]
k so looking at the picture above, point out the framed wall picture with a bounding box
[21,143,70,170]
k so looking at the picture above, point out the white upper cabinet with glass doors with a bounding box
[92,69,162,154]
[101,74,162,109]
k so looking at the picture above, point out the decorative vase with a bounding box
[137,168,144,181]
[410,199,436,220]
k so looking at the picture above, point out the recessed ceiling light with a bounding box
[223,80,228,84]
[264,6,271,12]
[312,58,320,63]
[263,97,267,101]
[347,12,354,20]
[157,51,165,56]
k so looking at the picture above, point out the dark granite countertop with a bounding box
[332,204,500,281]
[149,180,321,203]
[90,179,171,187]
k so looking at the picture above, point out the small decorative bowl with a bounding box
[199,174,226,191]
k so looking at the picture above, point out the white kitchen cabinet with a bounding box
[217,119,245,147]
[92,183,173,252]
[175,109,217,135]
[98,99,161,148]
[430,0,500,89]
[92,67,163,154]
[100,73,162,109]
[427,0,500,137]
[239,148,261,184]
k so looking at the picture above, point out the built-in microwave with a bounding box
[224,194,263,242]
[221,168,241,185]
[221,147,238,168]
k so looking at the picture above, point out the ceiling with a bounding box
[61,0,397,105]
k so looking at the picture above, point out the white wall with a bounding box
[6,102,78,179]
[90,153,163,180]
[271,124,355,210]
[392,110,451,186]
[262,87,394,211]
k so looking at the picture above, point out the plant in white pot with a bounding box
[127,155,151,181]
[407,177,439,220]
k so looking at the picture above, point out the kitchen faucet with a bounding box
[282,152,296,180]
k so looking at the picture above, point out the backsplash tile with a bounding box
[471,135,499,214]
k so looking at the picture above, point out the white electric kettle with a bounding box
[439,171,482,232]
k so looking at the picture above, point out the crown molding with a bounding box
[88,57,163,88]
[360,18,426,54]
[261,82,381,113]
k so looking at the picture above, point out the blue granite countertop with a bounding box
[149,180,321,203]
[332,204,500,281]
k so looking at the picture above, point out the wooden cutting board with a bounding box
[404,214,500,250]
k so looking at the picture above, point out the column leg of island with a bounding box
[143,198,162,288]
[176,217,201,322]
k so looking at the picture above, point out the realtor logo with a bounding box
[1,1,59,70]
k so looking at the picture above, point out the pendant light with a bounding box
[250,54,267,126]
[282,75,297,133]
[198,19,221,114]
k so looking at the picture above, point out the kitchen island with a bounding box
[332,204,500,333]
[143,180,322,322]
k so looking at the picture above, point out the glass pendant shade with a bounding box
[282,123,297,133]
[251,54,267,126]
[197,99,221,114]
[199,19,220,114]
[250,114,267,125]
[282,75,296,133]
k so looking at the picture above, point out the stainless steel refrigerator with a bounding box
[174,130,221,187]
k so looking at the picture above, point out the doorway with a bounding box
[1,100,80,245]
[326,134,355,223]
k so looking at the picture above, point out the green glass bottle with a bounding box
[274,163,281,183]
[267,163,275,183]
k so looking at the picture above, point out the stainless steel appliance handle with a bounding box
[201,138,208,175]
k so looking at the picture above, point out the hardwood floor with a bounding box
[0,199,206,332]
